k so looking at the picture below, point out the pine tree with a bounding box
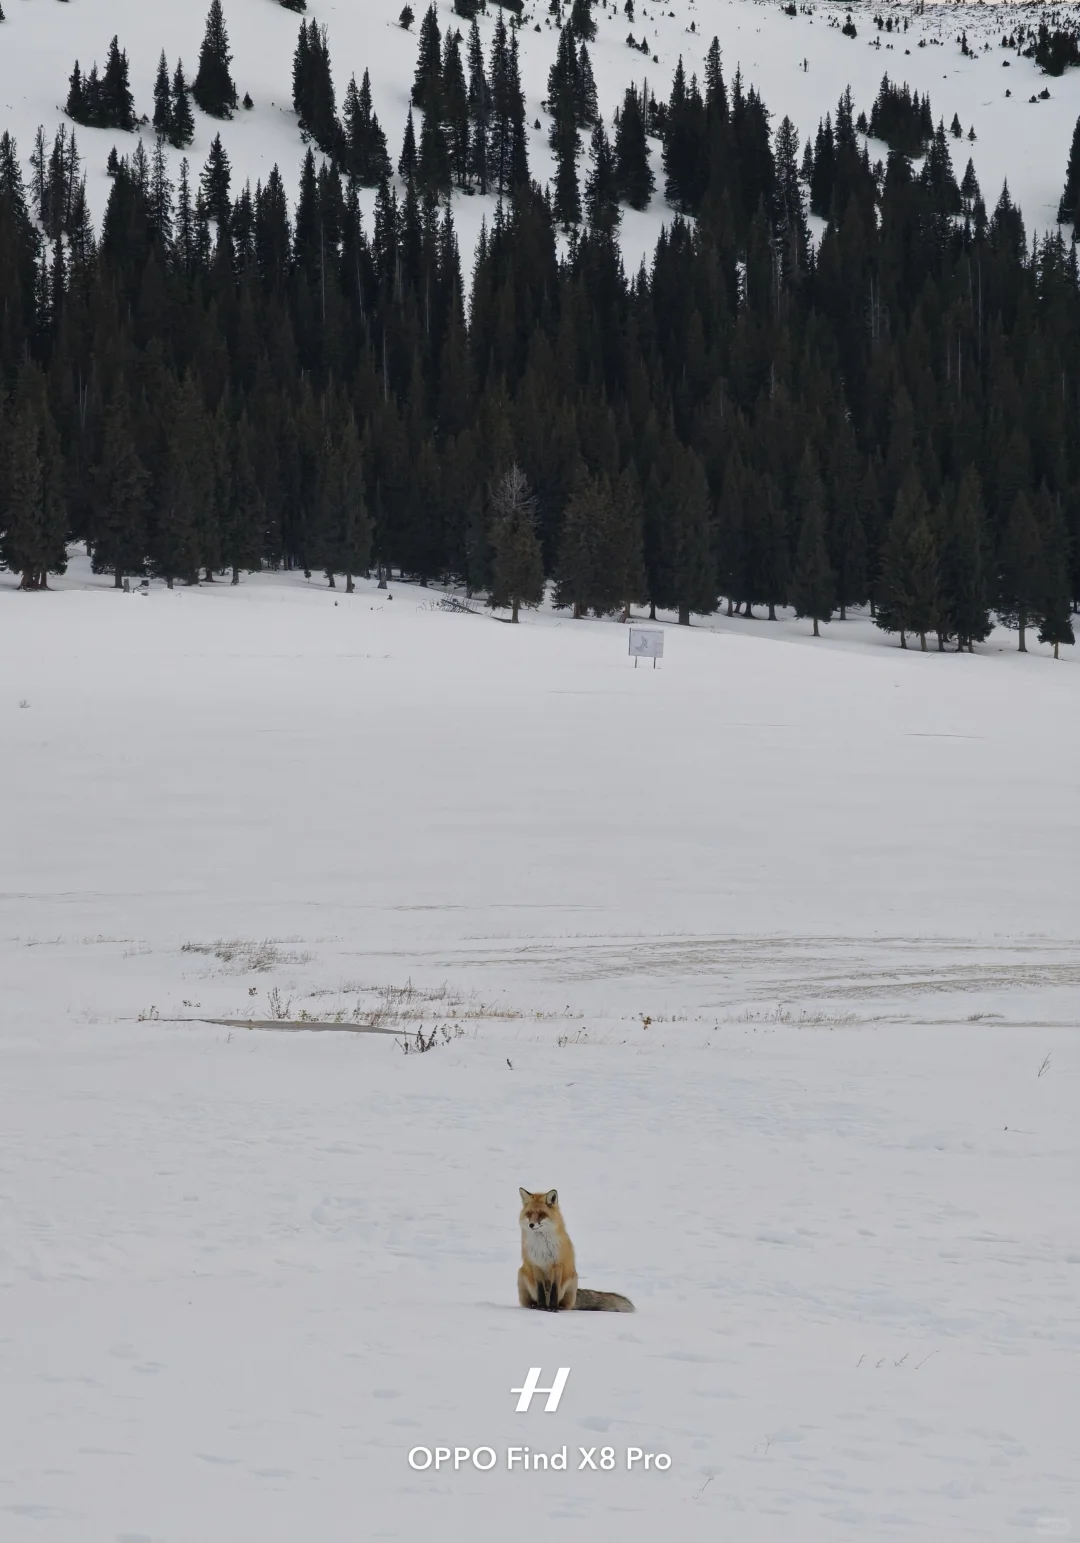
[200,135,232,228]
[399,109,418,183]
[170,61,195,148]
[418,97,452,197]
[466,21,490,193]
[1035,487,1075,658]
[344,70,390,186]
[442,29,470,189]
[568,0,597,42]
[1,372,68,589]
[792,491,835,637]
[154,376,212,586]
[659,443,715,625]
[939,468,991,650]
[193,0,238,119]
[489,15,528,194]
[998,490,1043,652]
[1058,114,1080,229]
[153,51,174,140]
[102,36,136,132]
[412,4,443,115]
[489,464,543,621]
[585,118,620,235]
[614,85,653,210]
[876,473,940,650]
[89,389,149,586]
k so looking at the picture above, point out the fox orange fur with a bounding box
[517,1188,634,1313]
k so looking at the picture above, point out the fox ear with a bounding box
[519,1187,531,1206]
[545,1189,558,1207]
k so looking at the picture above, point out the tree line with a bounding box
[0,10,1078,654]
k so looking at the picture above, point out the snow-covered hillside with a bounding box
[2,0,1080,272]
[2,560,1079,1541]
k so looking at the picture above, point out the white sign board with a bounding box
[628,627,664,665]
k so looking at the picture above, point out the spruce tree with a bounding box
[102,37,136,132]
[792,492,835,637]
[412,5,443,115]
[585,119,620,236]
[170,61,195,148]
[489,464,543,622]
[193,0,238,119]
[567,0,597,42]
[1,370,68,589]
[344,71,390,186]
[442,30,471,189]
[200,135,232,228]
[153,51,174,140]
[998,490,1042,652]
[1035,488,1075,658]
[89,390,149,586]
[876,474,940,650]
[614,85,654,210]
[1058,114,1080,229]
[939,468,991,651]
[466,21,490,193]
[659,443,715,625]
[398,110,418,184]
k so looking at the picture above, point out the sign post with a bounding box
[628,627,664,668]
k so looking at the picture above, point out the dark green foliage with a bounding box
[791,463,835,636]
[489,465,544,621]
[0,61,1077,671]
[585,119,620,236]
[293,21,338,154]
[200,135,232,229]
[89,390,149,586]
[170,61,195,148]
[193,0,238,119]
[1023,23,1080,76]
[343,71,391,186]
[1035,488,1075,655]
[412,5,443,114]
[868,74,933,157]
[567,0,596,42]
[1058,115,1080,227]
[998,491,1043,651]
[66,37,135,131]
[0,368,68,589]
[153,51,173,140]
[876,474,941,649]
[614,85,653,210]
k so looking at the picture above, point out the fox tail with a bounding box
[575,1288,635,1313]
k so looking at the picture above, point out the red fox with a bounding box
[518,1188,634,1313]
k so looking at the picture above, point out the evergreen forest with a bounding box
[2,0,1080,657]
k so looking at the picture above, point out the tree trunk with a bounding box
[346,573,354,593]
[649,600,656,620]
[1054,640,1060,660]
[166,575,174,590]
[1018,615,1026,652]
[326,571,336,588]
[812,617,820,637]
[620,600,630,622]
[512,597,520,623]
[869,596,876,618]
[840,601,846,620]
[204,567,214,582]
[899,630,906,648]
[745,602,754,619]
[573,601,583,619]
[937,633,945,652]
[768,602,776,620]
[113,568,123,589]
[231,566,240,585]
[678,606,690,626]
[919,632,927,651]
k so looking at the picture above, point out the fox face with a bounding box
[519,1188,562,1267]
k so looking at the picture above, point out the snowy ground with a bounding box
[2,0,1080,276]
[1,559,1078,1541]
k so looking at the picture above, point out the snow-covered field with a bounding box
[2,0,1080,274]
[1,561,1078,1541]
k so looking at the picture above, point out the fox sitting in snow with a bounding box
[518,1188,634,1313]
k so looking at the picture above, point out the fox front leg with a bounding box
[546,1273,561,1311]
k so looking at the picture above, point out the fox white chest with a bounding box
[523,1227,560,1269]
